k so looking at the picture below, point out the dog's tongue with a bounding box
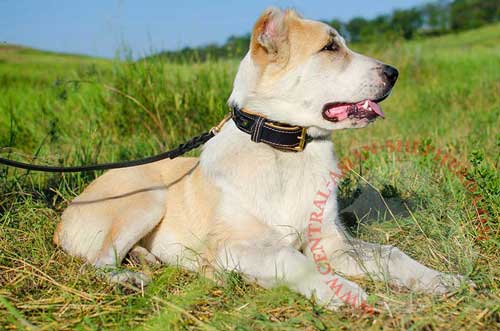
[362,100,384,117]
[324,100,384,121]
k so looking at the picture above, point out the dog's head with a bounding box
[229,8,398,136]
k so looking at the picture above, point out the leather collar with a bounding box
[231,105,312,152]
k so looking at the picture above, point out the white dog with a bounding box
[54,8,465,310]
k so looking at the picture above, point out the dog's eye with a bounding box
[320,40,339,52]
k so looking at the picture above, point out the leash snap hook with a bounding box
[211,112,232,135]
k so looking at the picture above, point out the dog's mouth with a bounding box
[322,95,388,123]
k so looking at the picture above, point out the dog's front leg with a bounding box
[322,229,465,294]
[306,184,466,295]
[216,240,367,310]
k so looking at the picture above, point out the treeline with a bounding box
[331,0,499,42]
[148,0,499,62]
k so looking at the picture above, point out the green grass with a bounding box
[1,24,499,330]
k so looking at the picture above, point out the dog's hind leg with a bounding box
[54,166,168,285]
[90,192,166,269]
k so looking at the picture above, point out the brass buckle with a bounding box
[293,127,307,152]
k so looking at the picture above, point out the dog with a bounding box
[53,8,466,310]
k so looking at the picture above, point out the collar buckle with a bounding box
[291,127,307,152]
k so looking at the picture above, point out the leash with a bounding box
[0,105,313,173]
[0,113,232,173]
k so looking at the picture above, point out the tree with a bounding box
[367,15,392,40]
[346,17,369,42]
[451,0,500,30]
[391,8,424,39]
[422,1,451,33]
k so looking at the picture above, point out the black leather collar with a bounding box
[231,105,312,152]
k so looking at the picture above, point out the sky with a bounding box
[1,0,431,59]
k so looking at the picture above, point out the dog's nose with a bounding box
[383,65,399,86]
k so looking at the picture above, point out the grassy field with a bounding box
[0,23,499,331]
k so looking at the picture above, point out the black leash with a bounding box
[0,131,214,173]
[0,113,232,173]
[0,106,314,174]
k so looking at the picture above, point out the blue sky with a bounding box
[1,0,430,58]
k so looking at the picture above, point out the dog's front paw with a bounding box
[313,277,369,312]
[418,273,474,295]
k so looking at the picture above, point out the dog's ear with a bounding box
[251,7,290,64]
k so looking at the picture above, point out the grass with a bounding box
[0,24,499,330]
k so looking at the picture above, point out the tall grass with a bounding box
[0,25,499,330]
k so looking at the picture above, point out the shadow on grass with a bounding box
[338,184,417,229]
